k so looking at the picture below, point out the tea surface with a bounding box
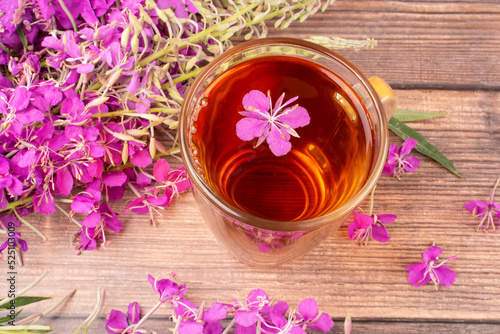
[190,56,374,221]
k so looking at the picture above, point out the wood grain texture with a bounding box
[7,89,500,331]
[263,0,500,90]
[3,0,500,332]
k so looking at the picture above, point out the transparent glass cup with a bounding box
[179,38,396,267]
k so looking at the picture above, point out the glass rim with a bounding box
[179,37,389,231]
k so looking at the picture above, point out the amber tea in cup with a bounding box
[180,38,394,266]
[190,56,374,222]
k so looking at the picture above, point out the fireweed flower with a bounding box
[295,298,334,332]
[172,299,228,334]
[105,301,141,334]
[236,90,310,156]
[406,245,458,289]
[382,138,420,179]
[148,274,186,304]
[348,187,397,245]
[464,178,500,232]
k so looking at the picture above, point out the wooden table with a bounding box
[11,0,500,332]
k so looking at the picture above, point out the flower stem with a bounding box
[490,177,500,202]
[139,2,261,66]
[56,0,77,31]
[0,270,49,306]
[14,209,47,241]
[161,67,204,89]
[221,318,236,334]
[74,287,106,334]
[132,300,163,332]
[0,195,34,212]
[91,107,178,119]
[56,204,82,228]
[368,185,377,216]
[16,289,76,325]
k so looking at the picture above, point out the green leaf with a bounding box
[16,25,27,50]
[0,310,21,324]
[388,117,463,178]
[0,297,50,310]
[393,109,447,123]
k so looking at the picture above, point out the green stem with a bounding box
[161,66,203,89]
[91,107,178,119]
[368,185,376,216]
[16,289,76,325]
[139,2,261,66]
[0,196,34,212]
[0,325,52,331]
[0,270,49,306]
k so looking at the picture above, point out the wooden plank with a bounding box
[261,0,500,90]
[22,316,500,333]
[8,89,500,333]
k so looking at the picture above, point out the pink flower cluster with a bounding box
[106,274,334,334]
[0,0,197,254]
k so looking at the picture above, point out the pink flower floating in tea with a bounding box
[348,212,397,245]
[236,90,310,156]
[383,138,420,179]
[406,245,458,289]
[464,178,500,232]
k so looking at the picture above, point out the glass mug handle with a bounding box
[368,76,397,121]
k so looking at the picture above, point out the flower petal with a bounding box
[277,105,310,128]
[153,159,170,183]
[400,138,418,157]
[130,148,153,168]
[354,213,374,229]
[387,144,399,162]
[298,298,319,321]
[405,262,429,287]
[403,156,420,172]
[127,302,141,324]
[77,63,95,74]
[236,118,268,141]
[377,214,398,224]
[203,302,228,323]
[102,171,127,187]
[234,310,259,327]
[423,246,442,263]
[382,162,396,175]
[308,313,334,332]
[242,90,270,114]
[179,320,203,334]
[371,223,391,243]
[266,125,291,156]
[105,310,128,334]
[434,265,457,287]
[82,212,101,228]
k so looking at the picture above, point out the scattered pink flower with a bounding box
[148,274,186,303]
[406,245,457,289]
[348,212,397,245]
[105,301,141,334]
[383,138,420,179]
[236,90,310,156]
[464,178,500,232]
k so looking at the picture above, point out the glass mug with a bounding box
[179,38,396,267]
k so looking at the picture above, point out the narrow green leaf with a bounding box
[0,297,50,310]
[393,109,447,123]
[388,117,463,178]
[0,310,21,324]
[16,26,27,50]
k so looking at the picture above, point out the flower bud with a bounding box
[121,27,130,49]
[131,34,139,55]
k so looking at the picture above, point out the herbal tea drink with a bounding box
[189,56,374,222]
[180,38,394,266]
